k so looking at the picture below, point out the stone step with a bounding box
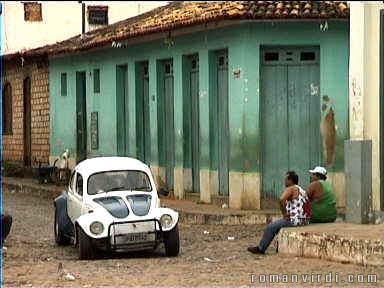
[277,223,384,267]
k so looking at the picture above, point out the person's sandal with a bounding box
[247,246,265,254]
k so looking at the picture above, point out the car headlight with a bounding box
[90,221,104,235]
[160,214,173,229]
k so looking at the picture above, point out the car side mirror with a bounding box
[158,187,169,197]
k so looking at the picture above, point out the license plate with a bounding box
[127,233,149,242]
[113,233,155,245]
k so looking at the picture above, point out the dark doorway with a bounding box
[23,77,32,166]
[76,72,87,163]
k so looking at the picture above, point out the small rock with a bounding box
[204,257,214,262]
[203,230,210,235]
[64,273,75,281]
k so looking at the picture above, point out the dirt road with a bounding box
[3,189,383,286]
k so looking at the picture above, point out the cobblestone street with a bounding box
[3,188,383,287]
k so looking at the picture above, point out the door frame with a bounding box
[23,76,32,166]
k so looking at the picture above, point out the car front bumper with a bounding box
[92,219,164,252]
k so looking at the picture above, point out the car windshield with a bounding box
[87,170,152,195]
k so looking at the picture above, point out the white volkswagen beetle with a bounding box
[53,157,179,260]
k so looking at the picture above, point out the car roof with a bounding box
[75,157,151,179]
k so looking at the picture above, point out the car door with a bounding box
[72,172,84,221]
[67,171,77,223]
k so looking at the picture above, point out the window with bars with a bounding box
[3,82,13,135]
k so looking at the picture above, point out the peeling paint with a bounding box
[350,78,363,137]
[320,97,336,166]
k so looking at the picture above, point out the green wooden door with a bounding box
[190,56,200,193]
[116,65,128,156]
[76,71,87,163]
[261,48,320,199]
[217,51,229,196]
[136,62,150,164]
[159,60,175,191]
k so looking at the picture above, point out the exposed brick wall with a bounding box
[2,57,50,165]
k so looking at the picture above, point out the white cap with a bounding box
[309,166,327,176]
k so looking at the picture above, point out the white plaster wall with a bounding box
[3,1,167,54]
[349,1,384,211]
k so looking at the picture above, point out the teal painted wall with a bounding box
[49,21,349,173]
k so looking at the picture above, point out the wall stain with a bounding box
[320,96,336,166]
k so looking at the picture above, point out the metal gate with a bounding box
[261,47,321,199]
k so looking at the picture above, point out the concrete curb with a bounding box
[2,178,282,225]
[178,211,282,225]
[278,226,384,267]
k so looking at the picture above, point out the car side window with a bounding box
[69,171,76,192]
[76,173,84,196]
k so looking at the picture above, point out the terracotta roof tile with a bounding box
[4,1,349,60]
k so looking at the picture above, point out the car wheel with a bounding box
[77,226,96,260]
[163,223,180,257]
[54,206,70,245]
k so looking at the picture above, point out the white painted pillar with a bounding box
[349,1,367,140]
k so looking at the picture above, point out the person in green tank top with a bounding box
[307,166,337,223]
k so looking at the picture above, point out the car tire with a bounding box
[163,223,180,257]
[54,207,71,246]
[78,226,96,260]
